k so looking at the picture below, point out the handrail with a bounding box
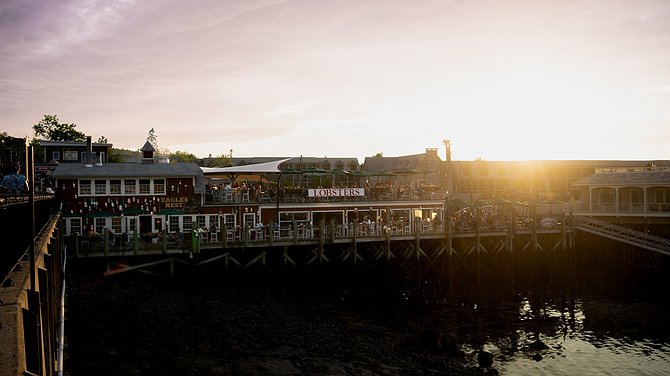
[573,216,670,256]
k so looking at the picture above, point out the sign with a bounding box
[63,151,78,161]
[307,188,365,198]
[159,196,188,209]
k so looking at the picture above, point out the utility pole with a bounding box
[443,139,452,197]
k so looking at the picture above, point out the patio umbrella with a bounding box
[328,168,350,187]
[301,167,328,187]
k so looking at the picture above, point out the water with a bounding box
[64,246,670,375]
[476,296,670,375]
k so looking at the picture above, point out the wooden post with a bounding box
[133,227,139,256]
[268,221,274,246]
[292,220,298,244]
[162,229,167,254]
[74,234,80,258]
[104,229,109,258]
[329,219,335,243]
[319,219,325,258]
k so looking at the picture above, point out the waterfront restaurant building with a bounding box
[51,158,205,239]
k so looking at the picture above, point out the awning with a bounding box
[201,158,291,174]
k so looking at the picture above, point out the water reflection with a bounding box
[448,295,670,375]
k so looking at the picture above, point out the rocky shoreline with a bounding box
[64,266,494,376]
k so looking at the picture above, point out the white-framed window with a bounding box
[196,215,206,230]
[223,214,236,229]
[124,179,136,195]
[169,216,180,233]
[94,180,107,195]
[208,214,219,229]
[66,217,83,236]
[243,213,255,229]
[110,180,121,195]
[154,179,165,194]
[94,218,107,234]
[111,217,122,234]
[78,178,171,196]
[183,215,193,231]
[139,179,151,194]
[79,180,91,195]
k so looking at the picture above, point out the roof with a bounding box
[50,162,206,193]
[38,139,112,148]
[201,158,292,174]
[572,170,670,186]
[140,141,155,152]
[363,153,441,173]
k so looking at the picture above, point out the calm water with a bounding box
[468,295,670,375]
[65,242,670,375]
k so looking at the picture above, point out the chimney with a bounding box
[85,136,93,167]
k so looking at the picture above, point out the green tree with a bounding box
[97,136,108,144]
[169,150,199,163]
[206,150,233,167]
[147,128,158,148]
[32,115,86,141]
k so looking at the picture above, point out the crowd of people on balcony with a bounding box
[204,179,444,205]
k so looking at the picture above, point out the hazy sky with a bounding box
[2,0,670,161]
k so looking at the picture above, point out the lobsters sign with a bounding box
[307,188,365,198]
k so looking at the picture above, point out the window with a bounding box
[110,180,121,195]
[139,179,151,194]
[183,216,192,231]
[243,213,255,229]
[169,216,180,233]
[153,179,165,194]
[52,151,61,161]
[67,218,82,236]
[94,218,106,234]
[95,180,106,195]
[111,217,122,234]
[196,215,206,230]
[124,180,136,194]
[208,215,219,229]
[80,151,96,163]
[223,214,236,229]
[79,180,91,195]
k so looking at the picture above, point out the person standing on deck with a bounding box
[0,163,29,194]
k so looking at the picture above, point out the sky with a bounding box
[2,0,670,162]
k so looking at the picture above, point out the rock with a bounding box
[477,350,494,368]
[532,353,543,362]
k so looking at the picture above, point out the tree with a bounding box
[373,152,383,157]
[169,150,199,163]
[97,136,108,144]
[206,150,233,167]
[145,128,169,156]
[32,115,86,142]
[147,128,158,148]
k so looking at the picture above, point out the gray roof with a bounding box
[140,141,155,152]
[51,162,206,193]
[363,153,439,173]
[572,170,670,186]
[38,139,112,148]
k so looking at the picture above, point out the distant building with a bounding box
[38,138,112,164]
